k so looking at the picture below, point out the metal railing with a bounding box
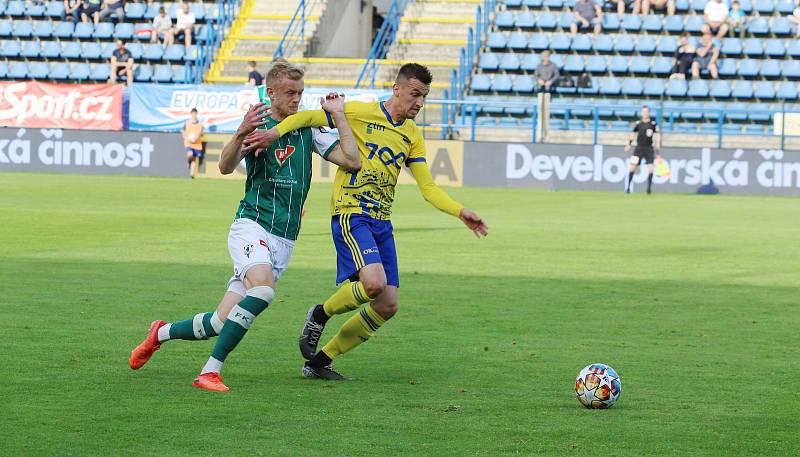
[355,0,412,88]
[193,0,239,83]
[274,0,321,60]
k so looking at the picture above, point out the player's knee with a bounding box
[247,285,275,303]
[362,278,386,299]
[373,301,398,321]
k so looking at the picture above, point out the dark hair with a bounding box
[191,108,198,113]
[396,63,432,85]
[159,6,165,13]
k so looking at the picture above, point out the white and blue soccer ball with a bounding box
[575,363,622,409]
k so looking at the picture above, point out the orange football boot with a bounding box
[192,372,230,392]
[129,320,167,370]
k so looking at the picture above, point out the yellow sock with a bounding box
[322,282,370,317]
[322,304,386,359]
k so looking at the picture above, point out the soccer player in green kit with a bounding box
[128,58,361,392]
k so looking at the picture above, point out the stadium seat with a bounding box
[642,15,662,32]
[512,75,535,93]
[550,34,571,51]
[54,21,75,38]
[685,15,704,33]
[20,40,41,58]
[172,65,190,83]
[760,60,781,78]
[0,61,7,78]
[495,11,515,28]
[13,20,33,38]
[644,78,665,96]
[723,123,742,134]
[737,0,753,12]
[516,11,536,29]
[537,11,557,29]
[93,22,114,39]
[717,58,737,77]
[145,2,161,19]
[572,34,592,51]
[134,23,152,40]
[614,105,638,118]
[737,58,759,77]
[0,19,12,37]
[521,53,540,71]
[747,17,769,35]
[721,38,743,56]
[742,38,763,56]
[745,125,768,135]
[499,53,521,71]
[29,62,49,79]
[60,41,81,59]
[593,34,613,52]
[46,1,65,17]
[732,80,754,98]
[33,21,53,38]
[101,42,115,59]
[492,74,513,92]
[479,53,499,70]
[72,62,91,81]
[755,0,773,13]
[5,1,25,17]
[657,35,678,53]
[8,61,27,79]
[635,36,656,53]
[691,0,707,12]
[710,79,732,97]
[589,55,610,72]
[622,14,642,31]
[471,74,491,91]
[549,54,564,68]
[770,17,792,35]
[777,81,798,99]
[725,102,749,120]
[506,0,524,6]
[787,40,800,57]
[599,77,621,95]
[777,0,795,13]
[614,35,635,53]
[688,79,709,97]
[74,22,94,39]
[558,11,575,29]
[564,55,584,72]
[133,63,153,82]
[487,32,507,49]
[115,23,135,40]
[765,39,785,57]
[126,42,144,59]
[51,62,70,80]
[191,3,206,21]
[579,77,600,94]
[754,81,776,99]
[143,43,164,60]
[666,79,687,97]
[652,57,673,77]
[783,60,800,77]
[505,97,528,115]
[621,78,643,95]
[528,33,548,50]
[630,56,649,74]
[81,42,102,59]
[546,0,565,8]
[610,120,630,130]
[126,2,146,19]
[681,102,704,120]
[664,15,683,32]
[0,39,21,57]
[28,2,45,17]
[602,14,620,30]
[508,32,528,50]
[483,100,504,114]
[164,44,186,62]
[41,40,61,58]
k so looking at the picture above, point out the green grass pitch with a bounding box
[2,172,798,456]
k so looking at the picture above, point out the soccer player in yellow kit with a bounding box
[243,63,489,380]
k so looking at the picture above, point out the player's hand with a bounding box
[459,208,488,238]
[321,92,345,113]
[624,145,631,154]
[236,102,270,137]
[242,128,280,157]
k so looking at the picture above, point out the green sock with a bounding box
[166,312,224,341]
[210,295,271,362]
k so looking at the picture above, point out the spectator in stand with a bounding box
[174,2,196,49]
[64,0,81,22]
[728,0,746,37]
[789,1,800,37]
[183,108,204,179]
[98,0,124,22]
[692,32,719,79]
[642,0,676,16]
[109,39,135,86]
[570,0,602,35]
[670,32,695,79]
[247,61,264,86]
[79,0,102,23]
[615,0,641,17]
[702,0,729,39]
[535,50,560,92]
[151,6,174,46]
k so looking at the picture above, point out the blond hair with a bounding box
[266,57,304,86]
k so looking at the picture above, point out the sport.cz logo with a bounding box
[0,82,116,126]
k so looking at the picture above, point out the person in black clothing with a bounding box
[246,61,263,86]
[625,106,660,194]
[109,39,134,86]
[670,32,695,79]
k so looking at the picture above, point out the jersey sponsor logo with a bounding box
[275,145,296,165]
[259,239,269,250]
[366,122,386,134]
[362,247,379,255]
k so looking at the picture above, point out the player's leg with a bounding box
[646,159,655,194]
[189,150,200,178]
[627,155,640,193]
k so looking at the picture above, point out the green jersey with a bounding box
[234,115,339,240]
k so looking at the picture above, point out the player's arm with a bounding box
[624,129,635,153]
[654,127,661,156]
[408,161,488,238]
[320,94,361,172]
[242,108,334,155]
[218,102,270,175]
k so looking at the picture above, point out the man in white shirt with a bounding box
[174,2,196,48]
[151,6,174,46]
[702,0,729,39]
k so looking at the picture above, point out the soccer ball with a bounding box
[575,363,622,409]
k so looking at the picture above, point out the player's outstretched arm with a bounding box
[219,102,270,174]
[242,107,333,155]
[321,93,361,172]
[408,162,488,238]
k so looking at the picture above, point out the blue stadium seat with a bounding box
[508,32,528,50]
[72,63,91,81]
[589,55,609,72]
[513,75,535,93]
[754,81,776,99]
[666,79,687,96]
[549,119,565,130]
[101,42,115,59]
[688,79,709,97]
[41,40,61,58]
[717,58,737,77]
[747,17,769,35]
[8,61,28,79]
[81,42,102,59]
[0,61,7,78]
[745,125,767,135]
[471,74,491,91]
[564,55,584,72]
[29,62,49,79]
[681,102,704,120]
[165,44,186,62]
[172,65,190,83]
[635,36,656,53]
[487,32,507,49]
[558,11,575,29]
[602,14,620,30]
[93,22,114,39]
[755,0,773,13]
[770,17,792,35]
[144,43,165,61]
[664,15,683,32]
[492,74,513,92]
[127,42,144,59]
[723,123,742,134]
[28,2,46,16]
[607,55,627,73]
[760,60,781,78]
[621,14,642,31]
[614,35,635,53]
[721,38,743,56]
[528,33,549,50]
[787,40,800,57]
[505,97,528,115]
[656,35,678,53]
[572,34,592,51]
[642,15,662,32]
[479,52,499,70]
[593,34,613,52]
[20,40,41,58]
[191,3,206,21]
[737,58,759,77]
[778,81,798,99]
[549,54,564,68]
[0,39,21,57]
[54,21,74,38]
[521,53,540,71]
[725,102,749,120]
[599,77,621,95]
[126,2,146,19]
[14,20,33,38]
[46,1,66,17]
[516,11,536,29]
[145,2,161,19]
[90,63,111,81]
[499,53,521,71]
[783,60,800,77]
[742,38,763,56]
[33,21,53,38]
[537,12,557,30]
[495,11,515,28]
[691,0,707,12]
[523,0,542,7]
[614,105,638,118]
[51,62,70,80]
[134,63,153,82]
[483,100,504,114]
[0,2,5,15]
[74,22,94,39]
[0,19,12,37]
[777,0,795,13]
[652,57,673,75]
[61,41,81,59]
[685,15,704,33]
[506,0,524,6]
[765,39,785,57]
[610,120,631,131]
[629,56,649,74]
[550,34,571,51]
[710,79,732,97]
[545,0,565,8]
[621,78,643,95]
[579,77,600,94]
[732,80,754,98]
[5,1,25,17]
[115,23,134,40]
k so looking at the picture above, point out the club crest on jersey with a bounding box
[275,145,296,165]
[244,244,254,258]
